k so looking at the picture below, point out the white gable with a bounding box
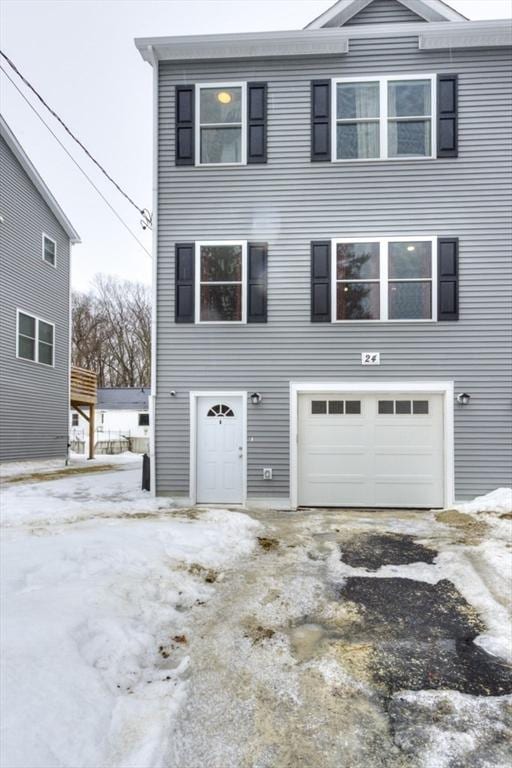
[305,0,468,29]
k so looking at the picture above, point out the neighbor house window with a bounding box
[42,234,56,266]
[17,310,54,365]
[138,413,150,426]
[334,75,435,160]
[71,413,79,427]
[332,238,436,321]
[196,242,246,323]
[197,83,246,165]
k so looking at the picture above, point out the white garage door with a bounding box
[298,392,444,508]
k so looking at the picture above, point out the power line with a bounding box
[0,48,151,227]
[1,65,152,259]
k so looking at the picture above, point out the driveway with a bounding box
[169,506,512,768]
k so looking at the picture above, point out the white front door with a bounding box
[196,395,244,504]
[298,392,444,508]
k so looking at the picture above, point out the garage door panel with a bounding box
[307,474,365,484]
[298,392,444,508]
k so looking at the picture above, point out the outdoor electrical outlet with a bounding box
[263,468,273,480]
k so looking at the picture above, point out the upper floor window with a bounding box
[42,234,57,267]
[138,413,150,427]
[333,75,435,161]
[197,83,247,165]
[333,237,436,322]
[196,241,246,323]
[17,309,55,366]
[71,413,79,427]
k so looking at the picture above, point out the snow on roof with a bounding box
[97,388,151,411]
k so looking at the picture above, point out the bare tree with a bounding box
[72,276,151,388]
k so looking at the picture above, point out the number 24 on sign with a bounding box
[361,352,380,366]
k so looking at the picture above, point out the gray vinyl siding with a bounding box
[155,35,512,501]
[344,0,426,25]
[0,137,71,462]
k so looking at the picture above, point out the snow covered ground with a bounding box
[0,450,138,481]
[0,460,259,768]
[1,466,510,768]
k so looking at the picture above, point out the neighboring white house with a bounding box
[70,387,150,454]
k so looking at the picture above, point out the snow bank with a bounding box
[0,467,259,768]
[452,487,512,517]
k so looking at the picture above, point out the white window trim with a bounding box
[189,391,247,506]
[331,74,437,162]
[195,240,247,324]
[16,308,55,367]
[289,380,455,511]
[195,81,247,167]
[331,236,437,323]
[42,232,57,268]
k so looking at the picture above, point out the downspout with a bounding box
[148,44,158,496]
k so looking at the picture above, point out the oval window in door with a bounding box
[207,404,235,417]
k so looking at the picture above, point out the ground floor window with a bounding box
[138,413,150,427]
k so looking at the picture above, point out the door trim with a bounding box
[189,391,247,505]
[289,380,454,510]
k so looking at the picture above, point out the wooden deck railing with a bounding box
[70,366,97,406]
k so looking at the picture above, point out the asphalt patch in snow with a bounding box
[339,577,512,697]
[340,533,437,570]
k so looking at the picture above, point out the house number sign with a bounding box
[361,352,380,366]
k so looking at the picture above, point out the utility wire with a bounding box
[0,48,150,225]
[1,65,152,258]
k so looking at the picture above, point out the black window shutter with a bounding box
[438,238,459,321]
[175,243,195,323]
[311,241,331,322]
[175,85,195,165]
[247,83,267,164]
[311,81,331,162]
[437,75,458,158]
[247,243,268,322]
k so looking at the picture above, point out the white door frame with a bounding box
[290,380,454,510]
[189,391,247,505]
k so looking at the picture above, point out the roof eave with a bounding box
[135,19,512,64]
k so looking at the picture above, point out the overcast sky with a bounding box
[1,0,511,290]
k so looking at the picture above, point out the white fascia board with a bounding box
[420,23,512,50]
[135,20,511,65]
[135,30,349,64]
[342,18,511,43]
[0,115,81,244]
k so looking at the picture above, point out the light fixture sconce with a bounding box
[169,391,176,397]
[250,392,262,405]
[456,392,470,405]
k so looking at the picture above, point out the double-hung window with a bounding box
[196,83,246,165]
[332,237,436,321]
[42,234,57,266]
[196,242,246,323]
[334,75,435,161]
[17,310,55,365]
